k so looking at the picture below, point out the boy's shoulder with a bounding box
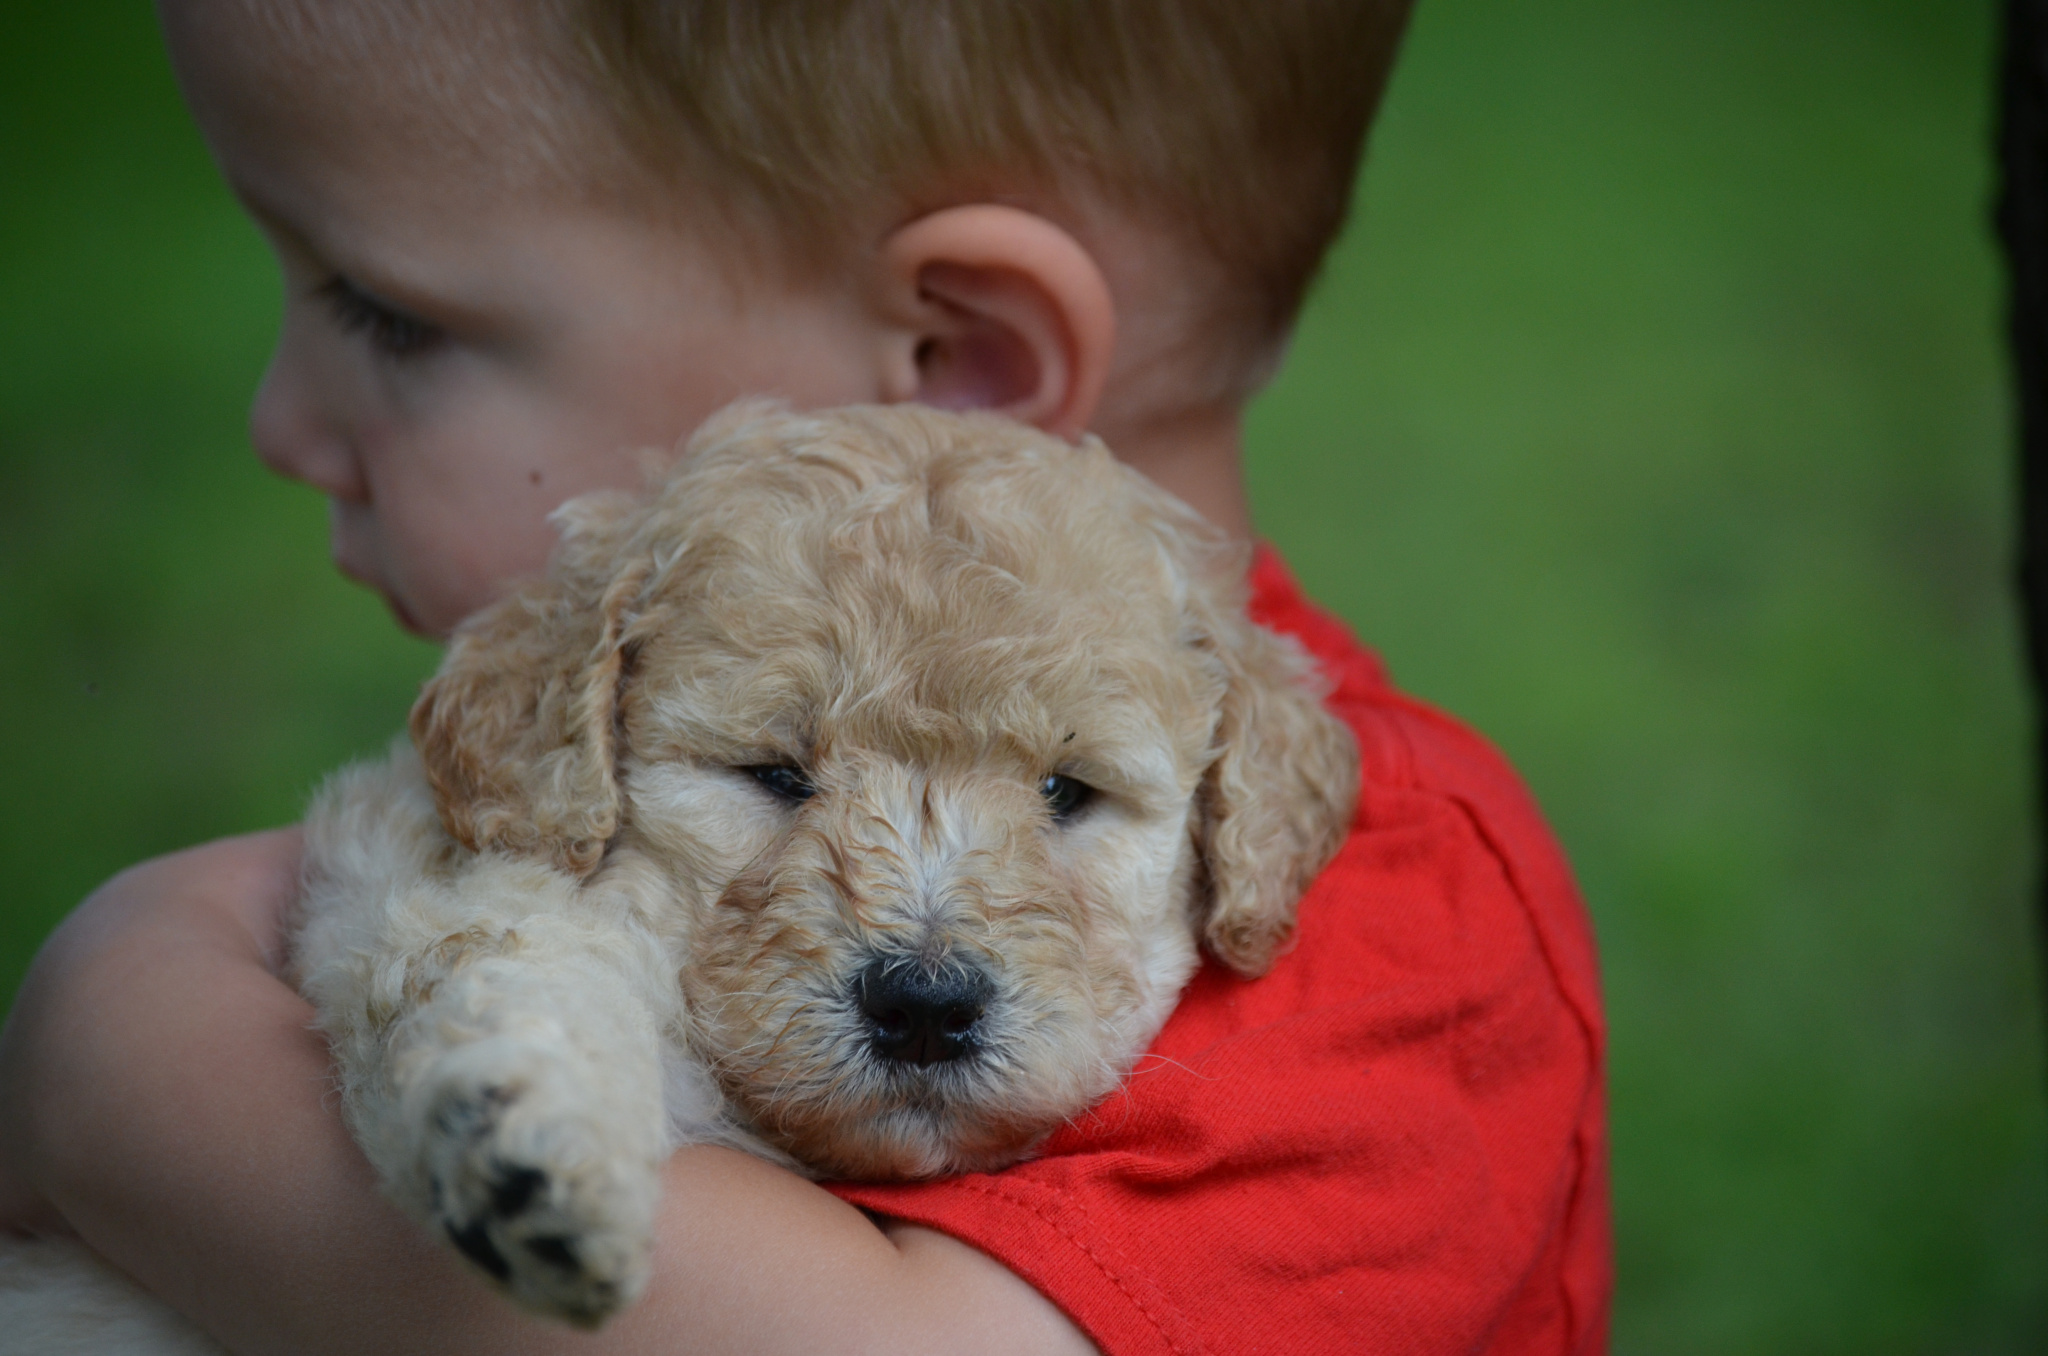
[1249,545,1606,1041]
[830,548,1611,1356]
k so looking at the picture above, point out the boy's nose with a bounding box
[855,960,989,1065]
[249,343,369,502]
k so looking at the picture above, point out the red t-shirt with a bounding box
[827,549,1611,1355]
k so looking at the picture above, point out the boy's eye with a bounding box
[319,275,444,359]
[1039,774,1094,821]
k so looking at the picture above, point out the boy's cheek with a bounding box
[360,516,603,638]
[320,473,565,634]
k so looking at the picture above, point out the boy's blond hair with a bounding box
[251,0,1411,395]
[576,0,1413,389]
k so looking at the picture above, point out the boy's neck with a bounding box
[1101,405,1254,545]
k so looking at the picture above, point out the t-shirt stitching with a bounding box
[948,1175,1204,1356]
[1444,793,1603,1080]
[1564,1123,1597,1352]
[1349,696,1422,792]
[1447,791,1605,1352]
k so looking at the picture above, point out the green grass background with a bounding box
[2,0,2042,1350]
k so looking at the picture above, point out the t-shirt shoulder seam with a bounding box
[1340,691,1423,791]
[1444,788,1604,1086]
[1442,788,1609,1348]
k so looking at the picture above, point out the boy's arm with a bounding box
[0,836,1098,1356]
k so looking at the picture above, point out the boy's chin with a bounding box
[332,554,435,636]
[362,575,432,636]
[381,590,433,636]
[361,574,433,636]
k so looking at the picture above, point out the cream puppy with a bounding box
[0,403,1357,1345]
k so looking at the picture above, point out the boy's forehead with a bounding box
[160,0,600,197]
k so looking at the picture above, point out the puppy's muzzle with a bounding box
[855,960,990,1066]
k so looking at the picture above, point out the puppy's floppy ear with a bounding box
[408,494,647,879]
[1192,594,1360,978]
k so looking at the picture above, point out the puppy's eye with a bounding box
[746,764,817,804]
[1038,774,1093,821]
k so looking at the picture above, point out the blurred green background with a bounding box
[1,0,2041,1350]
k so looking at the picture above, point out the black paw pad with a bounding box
[524,1235,581,1274]
[447,1219,512,1282]
[488,1164,548,1217]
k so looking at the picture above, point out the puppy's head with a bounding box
[411,403,1358,1177]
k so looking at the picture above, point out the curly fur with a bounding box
[0,403,1357,1344]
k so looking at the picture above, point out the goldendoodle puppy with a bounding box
[0,402,1357,1344]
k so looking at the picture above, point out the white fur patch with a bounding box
[4,404,1357,1342]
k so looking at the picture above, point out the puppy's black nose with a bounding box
[857,960,987,1066]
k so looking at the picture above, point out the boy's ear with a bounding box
[408,494,647,879]
[875,205,1116,438]
[1187,582,1361,977]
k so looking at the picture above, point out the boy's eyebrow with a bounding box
[235,188,324,269]
[230,177,367,284]
[232,178,515,336]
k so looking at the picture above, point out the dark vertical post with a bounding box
[1998,0,2048,1045]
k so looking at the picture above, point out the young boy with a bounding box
[0,1,1611,1351]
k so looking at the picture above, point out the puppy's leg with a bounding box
[386,902,670,1327]
[297,756,677,1327]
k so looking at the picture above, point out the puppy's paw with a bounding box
[420,1074,660,1327]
